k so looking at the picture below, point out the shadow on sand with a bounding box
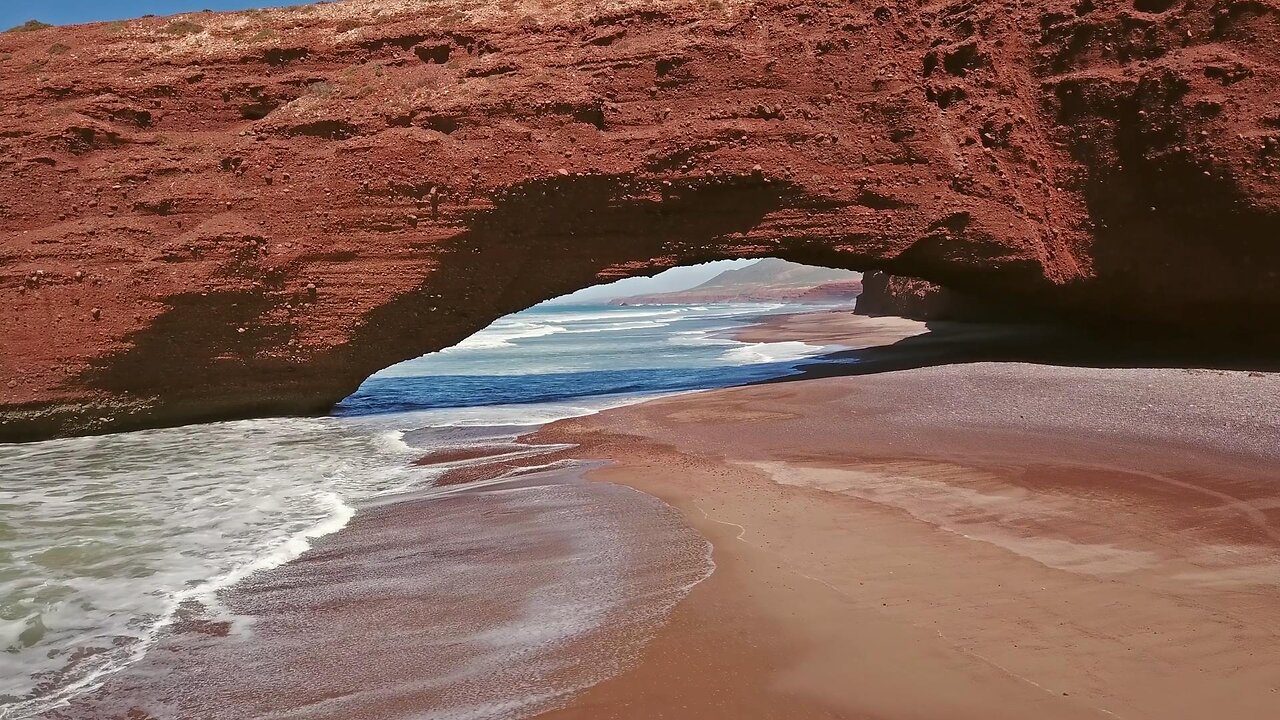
[762,318,1280,386]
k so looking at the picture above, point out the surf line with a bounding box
[693,500,749,542]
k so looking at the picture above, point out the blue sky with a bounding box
[1,2,296,29]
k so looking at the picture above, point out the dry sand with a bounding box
[529,313,1280,720]
[49,313,1280,720]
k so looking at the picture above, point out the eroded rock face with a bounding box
[856,272,953,321]
[855,270,1032,321]
[1,0,1278,439]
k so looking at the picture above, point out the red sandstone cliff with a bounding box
[1,0,1278,439]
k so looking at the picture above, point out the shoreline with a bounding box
[521,314,1280,719]
[31,310,1280,719]
[525,426,1110,720]
[44,459,715,720]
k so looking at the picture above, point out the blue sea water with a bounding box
[0,300,853,719]
[337,302,845,415]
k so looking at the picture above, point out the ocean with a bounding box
[0,301,853,719]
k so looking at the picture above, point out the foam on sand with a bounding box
[719,340,829,364]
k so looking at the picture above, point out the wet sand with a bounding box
[527,314,1280,720]
[412,444,521,465]
[47,468,712,720]
[44,312,1280,720]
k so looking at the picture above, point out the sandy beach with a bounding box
[40,311,1280,720]
[525,312,1280,720]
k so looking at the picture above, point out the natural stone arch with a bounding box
[4,171,1032,441]
[2,0,1279,440]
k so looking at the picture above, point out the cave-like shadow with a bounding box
[1048,73,1280,339]
[759,318,1280,387]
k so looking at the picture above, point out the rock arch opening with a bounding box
[333,258,869,417]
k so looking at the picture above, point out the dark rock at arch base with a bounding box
[853,271,1040,323]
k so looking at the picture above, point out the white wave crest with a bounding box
[719,341,827,365]
[444,321,566,352]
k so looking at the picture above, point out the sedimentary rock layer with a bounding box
[1,0,1278,439]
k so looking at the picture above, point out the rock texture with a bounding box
[1,0,1278,439]
[854,270,1004,321]
[856,271,954,320]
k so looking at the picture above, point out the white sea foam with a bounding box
[396,476,714,720]
[0,418,423,719]
[559,319,679,333]
[184,491,358,610]
[665,330,738,348]
[0,300,830,718]
[375,428,414,454]
[0,386,688,719]
[4,490,360,719]
[667,326,830,365]
[373,393,671,430]
[539,307,686,323]
[442,321,566,352]
[720,340,829,364]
